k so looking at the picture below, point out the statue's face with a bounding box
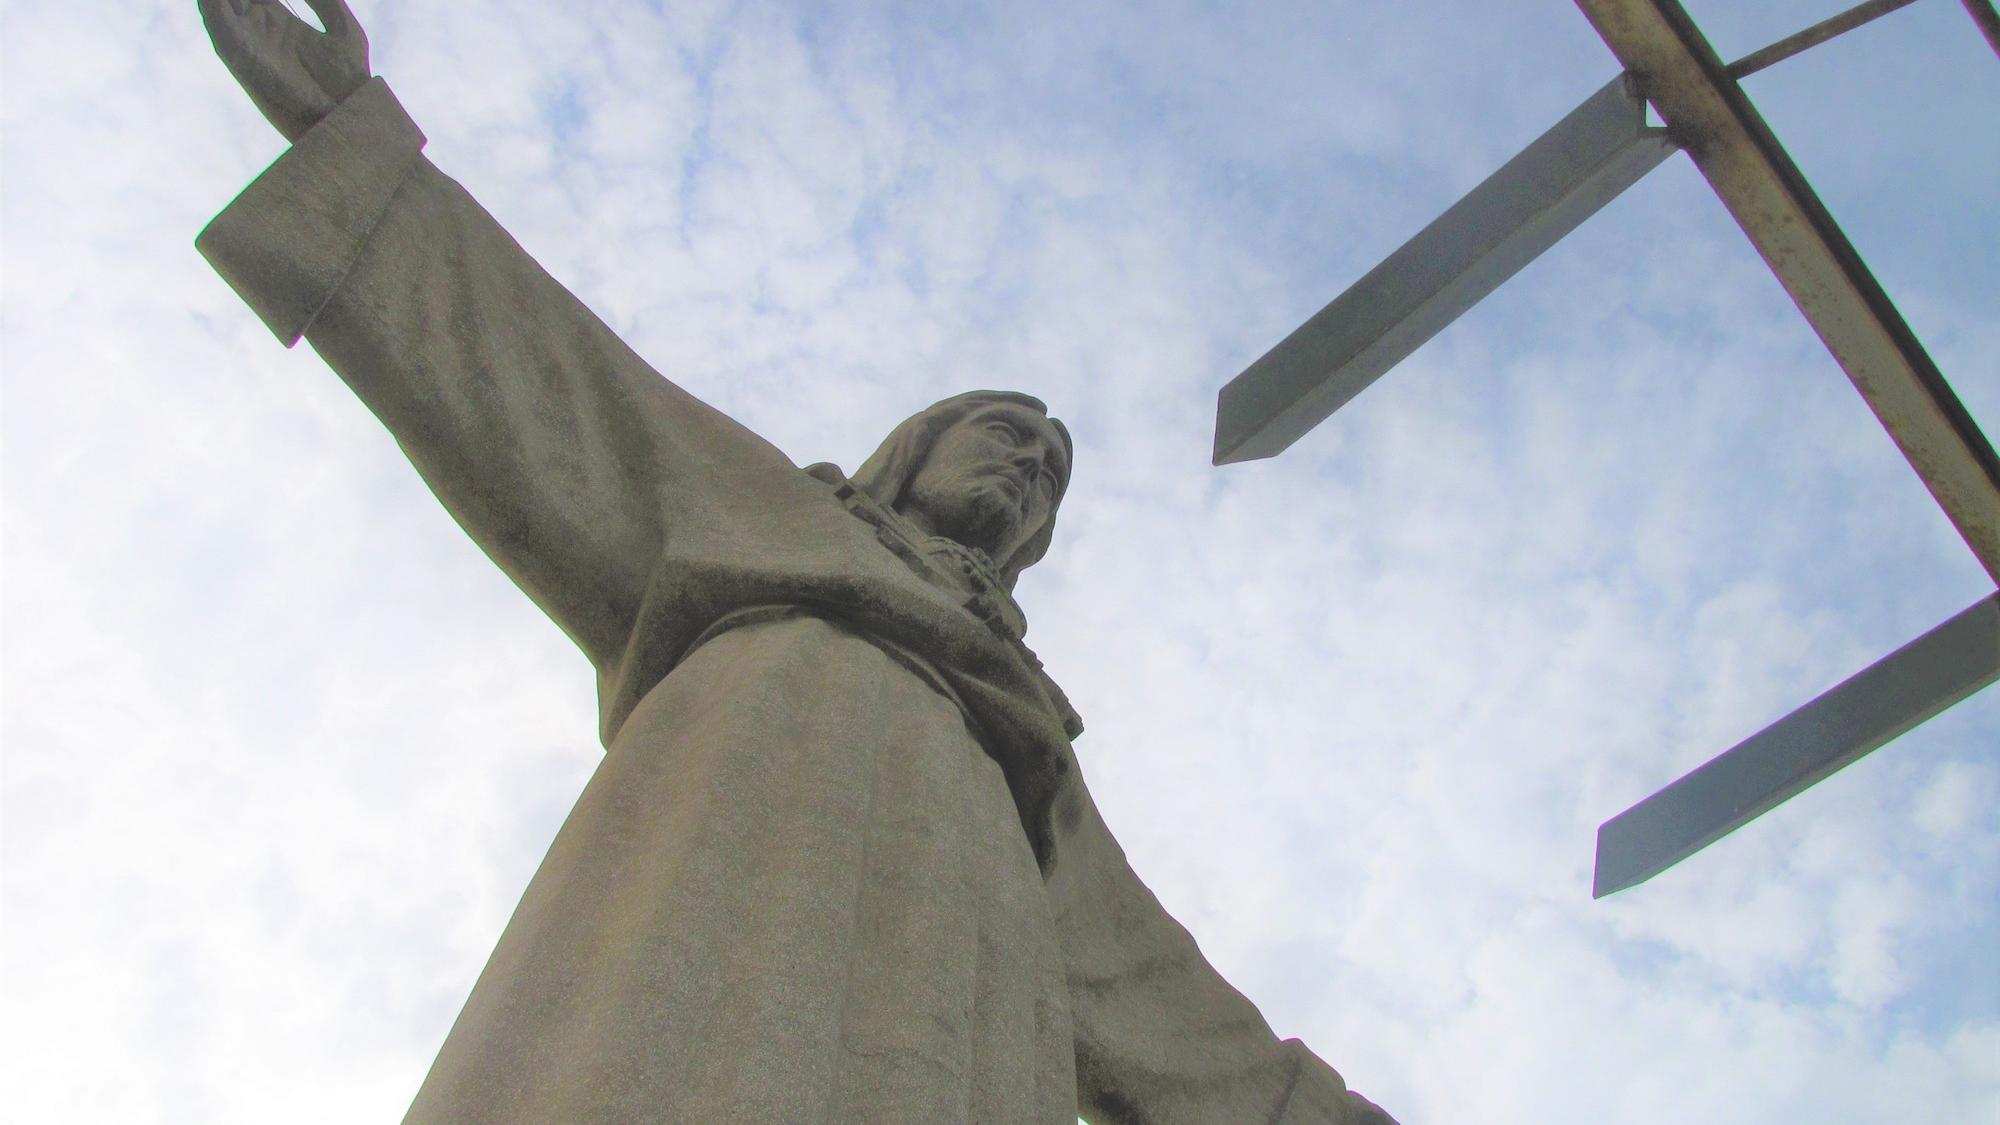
[899,402,1069,563]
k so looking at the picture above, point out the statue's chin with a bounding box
[967,485,1029,545]
[902,477,1023,556]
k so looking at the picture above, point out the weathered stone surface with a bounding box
[198,3,1397,1122]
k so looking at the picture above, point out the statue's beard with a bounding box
[901,475,1026,558]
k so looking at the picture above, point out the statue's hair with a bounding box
[851,390,1073,591]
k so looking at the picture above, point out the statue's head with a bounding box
[853,391,1072,590]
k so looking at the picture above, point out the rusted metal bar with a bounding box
[1212,76,1674,465]
[1726,0,1922,79]
[1964,0,2000,57]
[1575,0,2000,584]
[1593,593,2000,897]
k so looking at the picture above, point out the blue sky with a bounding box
[3,1,1995,1121]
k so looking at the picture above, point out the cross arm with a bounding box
[1593,592,2000,897]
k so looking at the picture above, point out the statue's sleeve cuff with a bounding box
[196,77,427,346]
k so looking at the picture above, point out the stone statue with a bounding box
[197,3,1398,1121]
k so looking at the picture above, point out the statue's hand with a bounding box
[198,0,370,142]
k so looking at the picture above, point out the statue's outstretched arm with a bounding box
[1049,782,1399,1125]
[196,5,801,669]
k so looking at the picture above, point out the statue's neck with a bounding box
[806,463,1026,640]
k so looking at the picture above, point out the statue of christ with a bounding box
[196,3,1396,1121]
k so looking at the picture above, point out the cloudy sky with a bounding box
[4,1,1995,1121]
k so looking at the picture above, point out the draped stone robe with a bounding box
[198,78,1387,1125]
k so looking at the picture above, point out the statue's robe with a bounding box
[199,78,1386,1125]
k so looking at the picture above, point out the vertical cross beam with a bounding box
[1573,0,2000,584]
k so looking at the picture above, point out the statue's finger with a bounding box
[197,0,261,61]
[195,0,240,35]
[245,2,290,39]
